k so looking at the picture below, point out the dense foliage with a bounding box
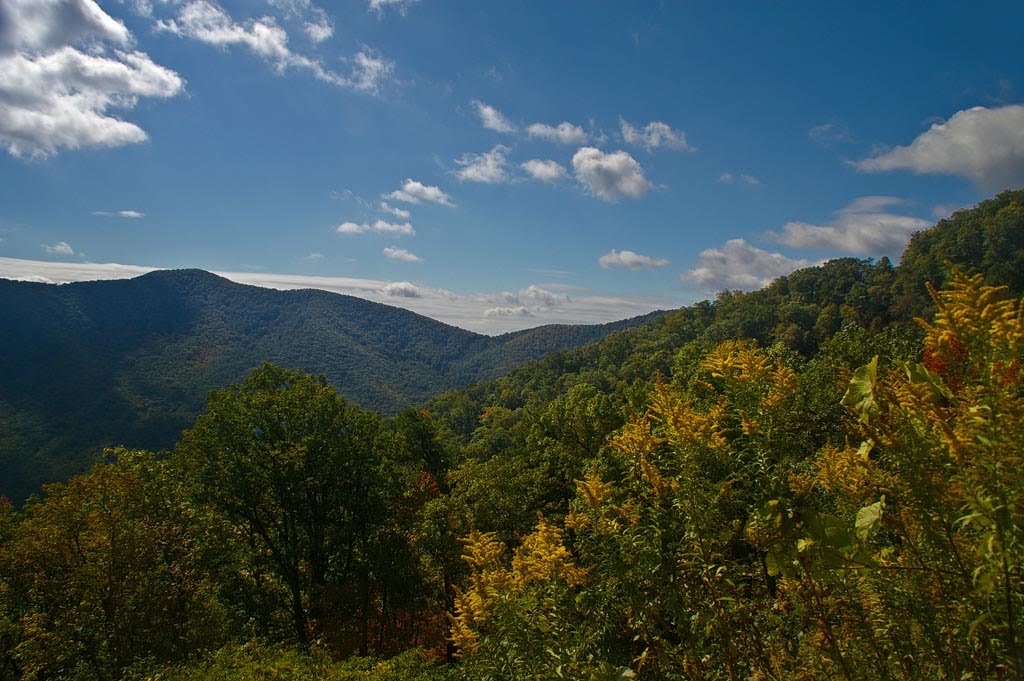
[0,190,1022,679]
[450,272,1024,678]
[0,270,656,503]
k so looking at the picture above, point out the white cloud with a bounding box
[0,0,185,159]
[302,251,324,260]
[337,221,364,234]
[383,246,422,263]
[379,200,410,219]
[620,118,693,152]
[484,306,533,318]
[345,48,393,94]
[380,280,422,297]
[157,2,296,63]
[521,159,567,183]
[808,122,852,147]
[368,0,418,16]
[518,284,568,307]
[683,239,812,291]
[718,172,760,185]
[157,1,393,94]
[267,0,334,43]
[93,209,145,218]
[599,249,669,270]
[41,241,76,256]
[0,257,673,334]
[471,100,516,134]
[337,219,415,236]
[303,21,333,43]
[385,178,454,206]
[0,0,130,53]
[454,145,513,184]
[766,196,930,255]
[572,147,653,202]
[854,105,1024,192]
[526,121,587,145]
[369,219,414,236]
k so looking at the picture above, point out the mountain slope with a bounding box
[430,188,1024,440]
[0,269,660,501]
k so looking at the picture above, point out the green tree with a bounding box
[0,450,226,679]
[176,363,388,647]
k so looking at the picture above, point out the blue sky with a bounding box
[1,0,1023,333]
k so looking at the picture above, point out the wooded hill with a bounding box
[0,189,1022,680]
[0,271,659,502]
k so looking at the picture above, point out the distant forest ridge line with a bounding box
[0,256,669,336]
[0,268,663,502]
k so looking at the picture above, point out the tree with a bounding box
[176,363,388,646]
[0,450,226,679]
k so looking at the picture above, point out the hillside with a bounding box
[427,189,1024,472]
[0,270,659,502]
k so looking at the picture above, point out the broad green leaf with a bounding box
[902,361,953,400]
[855,498,885,542]
[842,356,879,423]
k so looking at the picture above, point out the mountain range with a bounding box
[3,189,1023,504]
[0,270,659,502]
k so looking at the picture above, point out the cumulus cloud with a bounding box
[380,280,422,297]
[157,2,302,64]
[471,100,516,134]
[0,0,185,158]
[854,105,1024,192]
[518,284,569,307]
[599,249,669,270]
[379,201,410,219]
[345,48,393,94]
[385,179,454,206]
[620,118,693,152]
[484,306,533,318]
[454,145,513,184]
[683,239,812,291]
[337,219,415,236]
[93,209,145,218]
[521,159,567,183]
[41,241,76,256]
[383,246,422,263]
[336,221,363,234]
[766,196,930,255]
[368,0,418,16]
[526,121,587,145]
[0,0,130,53]
[572,147,653,202]
[157,1,393,94]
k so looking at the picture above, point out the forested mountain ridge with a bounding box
[0,269,660,502]
[431,188,1024,435]
[0,190,1022,680]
